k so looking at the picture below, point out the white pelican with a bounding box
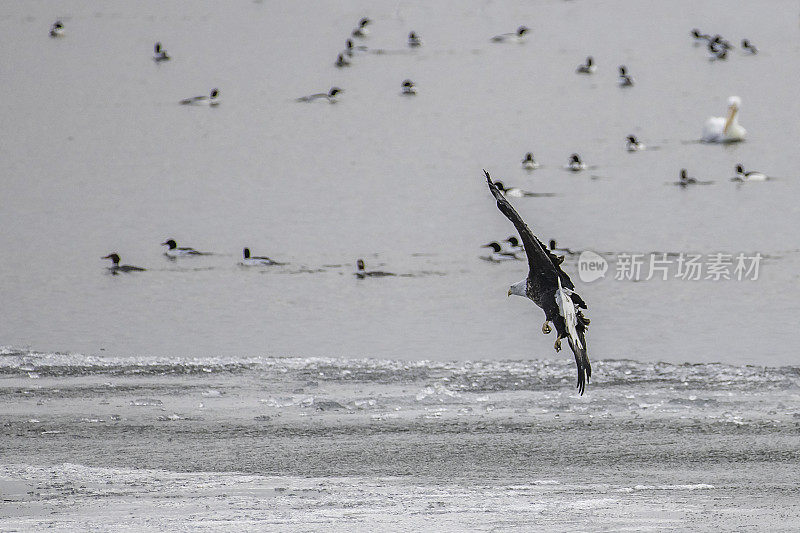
[702,96,746,143]
[732,164,767,182]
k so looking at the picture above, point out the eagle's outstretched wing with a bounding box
[485,171,558,284]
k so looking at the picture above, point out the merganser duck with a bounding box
[154,42,170,62]
[567,154,586,171]
[576,56,596,74]
[618,66,634,87]
[679,169,697,186]
[345,39,368,57]
[352,18,370,38]
[549,239,577,255]
[161,239,205,257]
[732,164,767,182]
[491,26,529,43]
[626,135,645,152]
[503,236,525,257]
[521,152,539,170]
[702,96,746,143]
[408,31,422,48]
[180,88,220,106]
[335,53,351,68]
[708,40,728,60]
[296,87,343,103]
[241,247,283,266]
[741,39,758,54]
[691,29,710,43]
[49,21,64,38]
[401,79,417,95]
[102,253,146,272]
[493,181,553,198]
[482,242,517,262]
[355,259,394,278]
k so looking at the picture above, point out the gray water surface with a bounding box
[2,0,799,365]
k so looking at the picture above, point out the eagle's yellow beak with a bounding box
[507,288,512,297]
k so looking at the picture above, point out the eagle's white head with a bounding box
[508,279,527,298]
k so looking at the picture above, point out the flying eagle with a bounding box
[484,170,592,394]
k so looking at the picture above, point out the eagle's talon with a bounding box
[542,321,551,334]
[554,338,562,352]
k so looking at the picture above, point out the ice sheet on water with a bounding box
[1,347,798,394]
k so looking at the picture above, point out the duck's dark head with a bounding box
[570,153,581,163]
[402,79,414,87]
[517,26,529,36]
[54,21,63,29]
[506,236,520,247]
[155,42,162,53]
[627,135,637,143]
[493,181,505,191]
[210,88,219,98]
[102,253,121,265]
[409,31,417,39]
[356,259,365,271]
[691,29,701,38]
[619,66,627,75]
[680,169,688,180]
[549,239,557,250]
[483,242,502,253]
[346,39,353,49]
[736,164,744,174]
[329,87,342,97]
[243,248,251,259]
[161,239,177,249]
[586,56,593,66]
[359,17,370,28]
[524,152,533,160]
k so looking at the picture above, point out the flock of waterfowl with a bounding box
[101,239,387,279]
[46,14,774,395]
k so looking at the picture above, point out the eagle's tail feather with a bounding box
[569,330,591,395]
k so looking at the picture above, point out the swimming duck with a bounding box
[567,154,586,171]
[522,152,539,170]
[626,135,645,152]
[49,21,64,38]
[102,253,146,272]
[491,26,529,43]
[355,259,395,278]
[401,79,417,95]
[576,56,596,74]
[154,42,170,62]
[161,239,204,257]
[618,66,634,87]
[297,87,343,103]
[180,88,220,106]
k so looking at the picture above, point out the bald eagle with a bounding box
[485,170,592,394]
